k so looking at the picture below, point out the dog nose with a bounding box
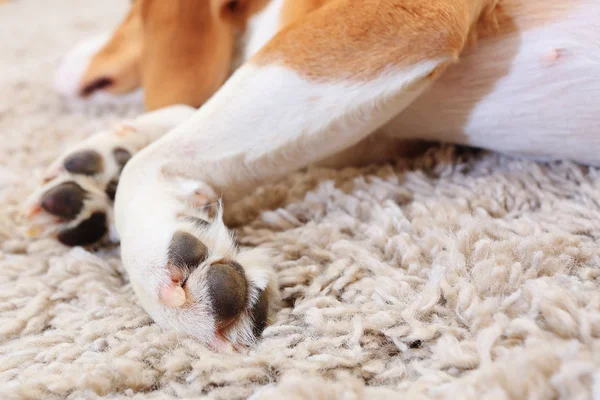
[207,261,248,327]
[79,77,114,97]
[41,182,86,219]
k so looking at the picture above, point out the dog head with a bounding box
[63,0,268,110]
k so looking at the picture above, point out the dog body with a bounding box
[28,0,600,349]
[56,0,600,164]
[242,0,600,165]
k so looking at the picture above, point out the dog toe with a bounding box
[207,260,248,327]
[250,288,269,337]
[128,212,277,348]
[25,142,134,246]
[63,150,104,175]
[23,176,113,246]
[57,211,108,246]
[112,147,132,168]
[40,182,86,219]
[168,231,209,269]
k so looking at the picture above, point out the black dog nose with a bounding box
[41,182,86,219]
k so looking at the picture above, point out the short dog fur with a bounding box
[25,0,600,350]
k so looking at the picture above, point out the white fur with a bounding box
[382,1,600,164]
[110,59,445,346]
[242,0,285,61]
[130,60,446,200]
[37,0,600,348]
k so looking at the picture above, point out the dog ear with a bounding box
[79,0,143,98]
[138,0,245,110]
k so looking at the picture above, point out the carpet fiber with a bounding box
[1,1,600,399]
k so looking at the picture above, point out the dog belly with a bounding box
[382,0,600,165]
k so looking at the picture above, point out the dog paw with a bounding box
[22,141,134,246]
[153,223,278,349]
[22,105,197,246]
[114,157,279,348]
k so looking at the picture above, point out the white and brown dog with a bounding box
[23,0,600,350]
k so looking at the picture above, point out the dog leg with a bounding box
[113,0,493,348]
[22,106,196,246]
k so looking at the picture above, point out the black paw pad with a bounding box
[57,212,107,246]
[207,261,248,323]
[41,182,86,219]
[251,289,269,337]
[113,147,131,169]
[63,150,103,175]
[105,179,119,201]
[168,231,208,268]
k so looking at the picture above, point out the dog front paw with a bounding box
[22,105,197,247]
[22,139,133,246]
[113,154,279,349]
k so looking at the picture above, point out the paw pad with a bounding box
[63,150,104,175]
[207,261,248,326]
[250,289,269,337]
[57,212,107,246]
[41,182,86,220]
[104,179,119,201]
[113,147,131,169]
[168,231,209,269]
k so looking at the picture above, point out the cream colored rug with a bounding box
[2,1,600,399]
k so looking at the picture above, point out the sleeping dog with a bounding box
[24,0,600,350]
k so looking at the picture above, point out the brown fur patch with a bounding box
[80,0,272,110]
[256,0,583,82]
[80,0,582,107]
[279,0,327,29]
[140,0,235,109]
[254,0,500,81]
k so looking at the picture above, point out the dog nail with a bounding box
[63,150,103,175]
[41,182,86,219]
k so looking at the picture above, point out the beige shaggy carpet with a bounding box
[2,1,600,399]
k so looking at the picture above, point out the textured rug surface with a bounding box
[2,1,600,399]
